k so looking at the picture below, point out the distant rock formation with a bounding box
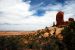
[56,11,64,26]
[56,11,75,27]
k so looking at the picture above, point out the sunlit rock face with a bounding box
[55,27,64,40]
[43,32,49,38]
[49,27,56,36]
[57,34,63,41]
[47,27,63,35]
[55,27,64,36]
[44,27,64,40]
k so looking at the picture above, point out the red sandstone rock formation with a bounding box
[56,11,64,26]
[56,11,74,27]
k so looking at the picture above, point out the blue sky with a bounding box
[0,0,75,31]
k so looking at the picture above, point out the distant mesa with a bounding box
[54,11,75,27]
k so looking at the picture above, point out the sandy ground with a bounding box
[0,31,36,36]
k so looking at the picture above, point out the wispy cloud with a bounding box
[0,0,75,31]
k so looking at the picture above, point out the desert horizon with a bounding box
[0,0,75,50]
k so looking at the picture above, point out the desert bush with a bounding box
[62,21,75,50]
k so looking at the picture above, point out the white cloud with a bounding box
[62,0,75,21]
[0,0,58,31]
[0,0,21,9]
[0,0,75,31]
[0,0,33,24]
